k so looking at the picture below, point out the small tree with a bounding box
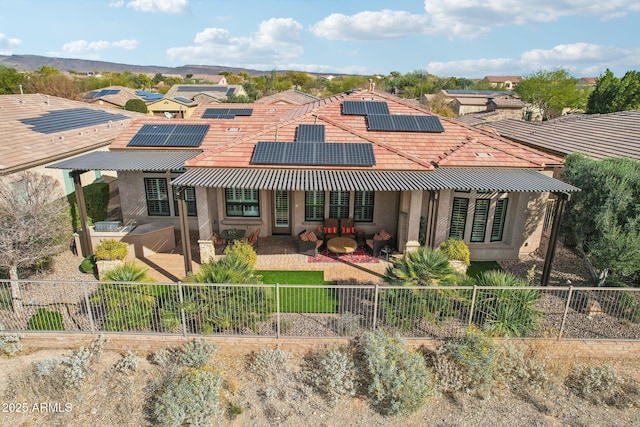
[0,172,71,311]
[124,98,148,113]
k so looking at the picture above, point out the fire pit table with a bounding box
[326,237,358,256]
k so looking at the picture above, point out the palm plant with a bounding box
[473,270,541,337]
[384,247,460,286]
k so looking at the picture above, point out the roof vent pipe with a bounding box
[368,79,375,92]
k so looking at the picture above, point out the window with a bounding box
[225,188,259,217]
[305,191,324,221]
[329,191,350,219]
[470,199,490,243]
[490,198,509,242]
[354,191,374,222]
[144,178,170,216]
[449,197,468,240]
[173,186,197,217]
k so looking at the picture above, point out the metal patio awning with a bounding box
[47,150,201,172]
[171,167,580,193]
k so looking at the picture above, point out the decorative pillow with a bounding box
[324,226,337,234]
[379,229,392,240]
[300,231,309,241]
[307,231,318,242]
[342,227,355,234]
[373,233,383,241]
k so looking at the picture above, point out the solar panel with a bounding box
[251,142,375,166]
[367,114,445,132]
[20,108,130,134]
[127,124,210,147]
[296,124,325,142]
[201,108,253,119]
[176,85,224,93]
[226,88,235,96]
[342,100,390,115]
[174,96,193,103]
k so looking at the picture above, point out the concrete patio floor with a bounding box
[134,233,392,284]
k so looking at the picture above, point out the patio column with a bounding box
[71,170,93,257]
[541,192,569,286]
[426,190,439,248]
[405,190,423,252]
[175,186,193,276]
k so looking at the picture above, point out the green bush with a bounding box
[27,308,64,331]
[357,330,433,416]
[153,369,223,427]
[125,98,148,113]
[439,238,470,266]
[95,238,128,261]
[0,285,11,310]
[224,240,257,268]
[432,328,497,395]
[473,270,541,337]
[80,255,96,274]
[101,262,152,282]
[68,182,109,231]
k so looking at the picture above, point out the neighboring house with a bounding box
[83,86,149,109]
[455,98,526,126]
[255,89,320,105]
[482,76,522,90]
[146,97,199,119]
[481,110,640,162]
[0,94,143,193]
[51,89,577,265]
[578,77,598,86]
[164,84,247,103]
[437,89,518,116]
[190,74,227,85]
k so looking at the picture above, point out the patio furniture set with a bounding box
[213,228,260,253]
[298,217,395,259]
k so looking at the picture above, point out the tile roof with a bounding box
[483,110,640,160]
[83,86,143,108]
[0,94,144,174]
[255,89,320,105]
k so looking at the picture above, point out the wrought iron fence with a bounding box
[1,280,639,340]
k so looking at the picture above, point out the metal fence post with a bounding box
[276,283,281,339]
[372,284,379,331]
[81,281,95,334]
[177,281,187,337]
[468,285,478,327]
[558,286,573,341]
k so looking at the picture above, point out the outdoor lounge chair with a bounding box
[323,218,339,239]
[366,229,395,257]
[298,230,324,256]
[339,217,356,238]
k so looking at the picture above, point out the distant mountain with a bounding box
[0,54,271,77]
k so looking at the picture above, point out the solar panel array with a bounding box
[296,124,325,142]
[135,91,163,101]
[174,96,193,103]
[367,114,445,132]
[176,86,227,93]
[251,142,375,166]
[342,100,390,115]
[89,89,120,98]
[201,108,254,119]
[127,124,210,147]
[21,108,130,134]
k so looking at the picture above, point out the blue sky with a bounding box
[1,0,639,78]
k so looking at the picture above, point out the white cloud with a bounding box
[125,0,189,14]
[166,18,303,68]
[426,43,640,77]
[62,39,140,54]
[310,10,429,41]
[311,1,639,41]
[108,0,125,7]
[0,33,22,47]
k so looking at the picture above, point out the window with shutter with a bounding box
[354,191,374,222]
[225,188,259,217]
[144,178,170,216]
[305,191,325,221]
[329,191,350,219]
[173,186,197,217]
[470,199,490,242]
[449,197,469,240]
[491,198,509,242]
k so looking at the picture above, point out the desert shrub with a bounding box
[357,330,433,416]
[27,308,64,330]
[115,350,140,373]
[153,369,223,427]
[224,240,257,268]
[494,341,549,391]
[566,364,624,404]
[102,262,153,282]
[95,238,128,261]
[439,238,470,266]
[33,358,62,378]
[250,348,291,381]
[0,332,23,356]
[149,347,178,367]
[333,311,362,336]
[304,348,357,402]
[473,270,541,337]
[432,329,497,395]
[62,335,106,388]
[178,339,217,368]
